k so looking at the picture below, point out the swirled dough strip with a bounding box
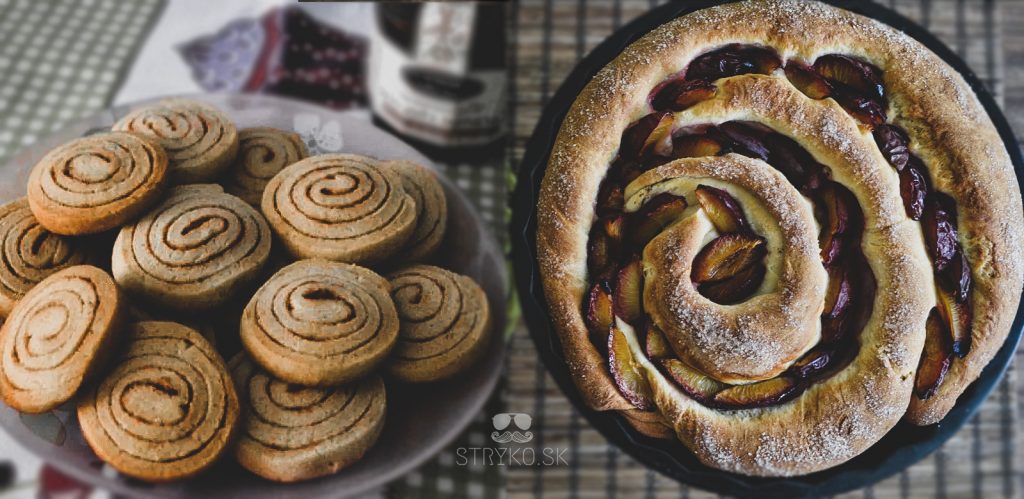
[113,99,238,184]
[386,265,490,383]
[261,154,417,265]
[240,259,399,386]
[27,132,168,235]
[230,354,385,482]
[77,321,239,482]
[382,161,448,262]
[223,127,308,206]
[0,266,124,413]
[111,184,271,310]
[0,198,87,317]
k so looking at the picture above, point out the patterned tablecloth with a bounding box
[1,1,1023,499]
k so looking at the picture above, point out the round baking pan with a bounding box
[509,1,1024,496]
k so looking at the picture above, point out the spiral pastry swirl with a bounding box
[229,354,386,482]
[0,266,124,413]
[111,184,271,311]
[76,321,239,482]
[0,198,87,317]
[112,99,239,184]
[223,127,308,206]
[261,154,417,265]
[382,160,448,262]
[386,265,490,383]
[26,132,168,235]
[240,259,399,386]
[537,0,1023,476]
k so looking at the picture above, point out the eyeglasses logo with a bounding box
[490,412,533,443]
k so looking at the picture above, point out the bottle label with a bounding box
[370,4,506,147]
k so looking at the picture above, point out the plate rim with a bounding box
[0,91,508,499]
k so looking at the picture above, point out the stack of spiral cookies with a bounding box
[0,99,493,483]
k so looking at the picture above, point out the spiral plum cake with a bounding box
[536,0,1023,476]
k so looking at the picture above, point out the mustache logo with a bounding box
[491,413,534,443]
[490,430,534,444]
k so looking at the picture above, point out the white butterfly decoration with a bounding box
[293,113,343,154]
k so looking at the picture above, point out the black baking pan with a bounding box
[508,0,1024,497]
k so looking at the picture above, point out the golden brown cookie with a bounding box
[0,265,125,413]
[223,127,308,205]
[386,265,491,383]
[240,259,399,386]
[26,132,168,235]
[261,154,417,265]
[112,99,239,184]
[111,184,271,310]
[77,321,239,482]
[382,160,447,262]
[229,354,386,482]
[0,198,88,317]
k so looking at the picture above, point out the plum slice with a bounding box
[832,89,888,126]
[873,124,910,171]
[813,54,885,101]
[937,284,972,358]
[818,183,855,267]
[608,324,655,410]
[718,121,770,161]
[691,233,766,283]
[620,112,672,160]
[694,184,748,234]
[793,349,832,379]
[763,133,822,190]
[644,324,673,360]
[586,215,624,275]
[942,245,972,304]
[915,308,953,400]
[661,358,725,400]
[922,197,958,272]
[596,179,625,217]
[628,193,688,247]
[899,160,929,221]
[713,377,797,407]
[672,134,724,158]
[784,61,831,99]
[614,256,644,323]
[585,280,615,334]
[698,262,766,305]
[823,264,852,320]
[686,44,781,81]
[650,79,717,112]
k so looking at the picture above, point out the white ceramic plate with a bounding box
[0,93,507,499]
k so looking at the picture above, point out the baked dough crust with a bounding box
[536,0,1023,476]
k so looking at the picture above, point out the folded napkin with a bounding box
[179,7,367,110]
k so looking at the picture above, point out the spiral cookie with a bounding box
[386,265,490,383]
[26,132,169,235]
[112,184,271,310]
[0,198,87,317]
[77,321,239,482]
[112,99,239,184]
[261,154,417,265]
[537,0,1023,476]
[0,266,124,413]
[382,160,448,262]
[229,354,386,482]
[223,127,308,205]
[240,259,399,386]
